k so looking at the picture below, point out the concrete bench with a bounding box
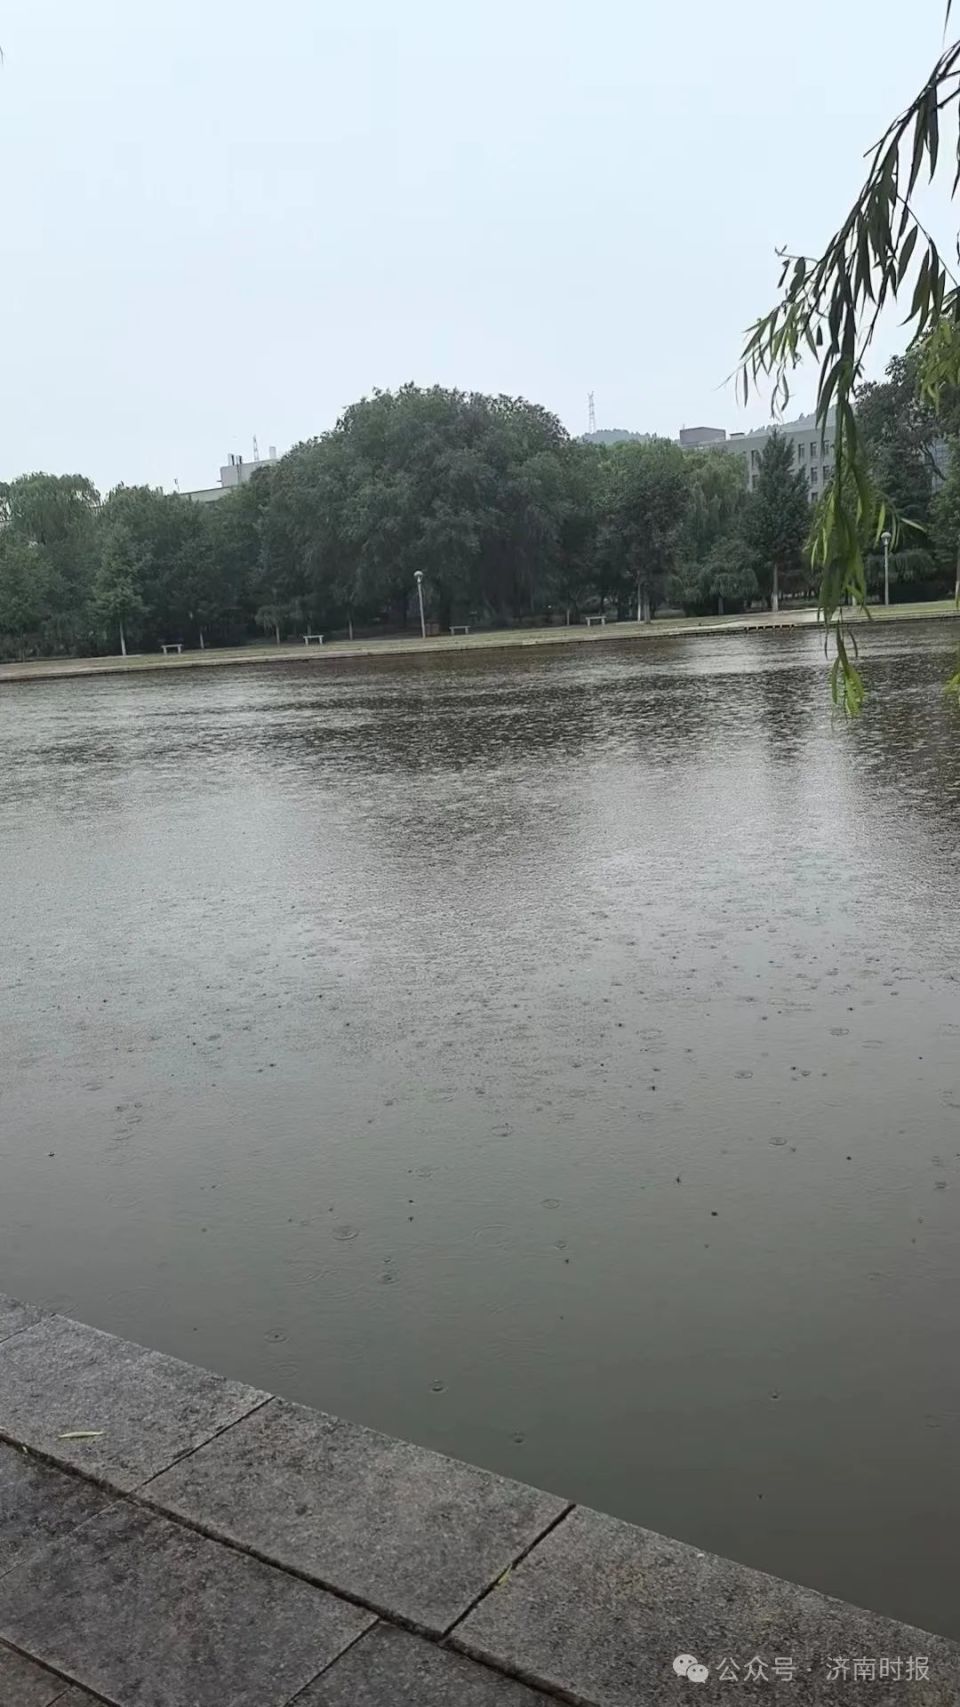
[449,625,470,635]
[302,633,325,645]
[584,615,606,627]
[160,642,183,655]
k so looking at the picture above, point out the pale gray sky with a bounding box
[0,1,950,493]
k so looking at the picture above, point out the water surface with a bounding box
[1,626,959,1634]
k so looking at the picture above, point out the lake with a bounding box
[1,624,959,1635]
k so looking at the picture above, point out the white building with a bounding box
[676,412,836,497]
[180,447,280,505]
[723,411,836,497]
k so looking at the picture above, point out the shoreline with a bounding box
[0,1293,957,1704]
[0,600,958,685]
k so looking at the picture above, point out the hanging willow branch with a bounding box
[738,28,960,711]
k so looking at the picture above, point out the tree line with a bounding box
[0,378,955,661]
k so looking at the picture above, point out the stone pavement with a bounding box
[0,1297,957,1705]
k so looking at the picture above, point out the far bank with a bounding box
[1,599,958,685]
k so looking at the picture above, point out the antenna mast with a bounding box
[587,392,596,434]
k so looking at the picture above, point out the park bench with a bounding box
[584,614,606,627]
[302,633,325,645]
[159,642,183,655]
[449,624,470,635]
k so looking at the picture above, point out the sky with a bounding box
[0,0,953,494]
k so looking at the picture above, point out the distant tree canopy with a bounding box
[0,381,951,661]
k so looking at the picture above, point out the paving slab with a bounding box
[146,1397,568,1633]
[454,1505,960,1706]
[0,1443,111,1579]
[302,1622,557,1705]
[0,1500,373,1707]
[0,1643,68,1707]
[0,1313,267,1490]
[0,1297,42,1346]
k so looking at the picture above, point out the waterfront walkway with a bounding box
[0,1296,956,1704]
[1,601,958,685]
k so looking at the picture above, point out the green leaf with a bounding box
[856,221,875,302]
[927,87,940,178]
[896,224,919,285]
[907,247,932,325]
[908,110,928,199]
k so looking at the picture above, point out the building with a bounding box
[180,447,279,505]
[678,426,727,448]
[723,410,836,497]
[586,415,835,500]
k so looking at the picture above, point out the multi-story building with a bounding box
[723,410,836,497]
[675,412,837,497]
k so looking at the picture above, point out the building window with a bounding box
[796,442,805,458]
[809,440,818,458]
[809,467,818,484]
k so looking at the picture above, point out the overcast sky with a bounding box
[0,1,950,493]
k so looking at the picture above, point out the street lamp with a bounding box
[881,529,892,608]
[414,570,426,639]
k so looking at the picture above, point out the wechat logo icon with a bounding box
[673,1654,710,1683]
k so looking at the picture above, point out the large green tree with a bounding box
[855,352,942,533]
[91,520,146,655]
[671,538,758,618]
[1,473,99,652]
[97,485,207,648]
[0,539,52,657]
[274,387,574,633]
[741,434,810,611]
[194,479,267,644]
[596,439,689,621]
[680,449,747,565]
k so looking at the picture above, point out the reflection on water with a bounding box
[2,626,960,1635]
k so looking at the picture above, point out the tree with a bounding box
[91,521,146,655]
[741,434,810,611]
[2,473,99,651]
[277,386,574,633]
[189,479,267,645]
[856,352,943,505]
[680,449,747,564]
[552,440,604,620]
[863,543,940,602]
[597,439,689,621]
[97,485,207,648]
[670,538,758,617]
[739,8,960,704]
[930,446,960,603]
[0,539,51,657]
[703,537,758,616]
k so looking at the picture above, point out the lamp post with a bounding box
[881,529,892,608]
[414,570,426,639]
